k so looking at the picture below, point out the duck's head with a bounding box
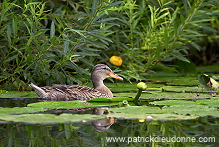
[91,64,123,82]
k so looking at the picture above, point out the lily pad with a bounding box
[150,98,219,107]
[152,98,219,108]
[0,113,105,124]
[28,100,117,109]
[150,99,219,117]
[164,105,219,117]
[146,76,200,87]
[114,90,159,98]
[161,86,216,93]
[0,91,37,98]
[0,107,45,115]
[108,83,163,92]
[107,106,198,120]
[88,97,134,102]
[140,92,216,100]
[196,98,219,107]
[166,79,198,86]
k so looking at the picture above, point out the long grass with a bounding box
[0,0,218,90]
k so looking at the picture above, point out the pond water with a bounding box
[0,113,218,147]
[0,76,219,146]
[0,98,38,108]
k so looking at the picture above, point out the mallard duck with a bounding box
[29,64,123,101]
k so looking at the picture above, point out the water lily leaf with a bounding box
[0,91,37,98]
[161,86,202,93]
[146,76,199,87]
[150,98,219,107]
[150,99,219,117]
[168,105,219,117]
[150,100,200,106]
[27,100,117,109]
[166,79,198,86]
[107,83,138,92]
[108,83,163,92]
[0,107,45,115]
[108,106,198,120]
[88,97,134,102]
[114,90,160,98]
[194,98,219,107]
[140,92,216,100]
[0,113,105,124]
[161,86,217,93]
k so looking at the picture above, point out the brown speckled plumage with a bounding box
[29,64,123,101]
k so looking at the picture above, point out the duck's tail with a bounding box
[29,83,47,98]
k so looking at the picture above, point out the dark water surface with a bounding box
[0,98,38,108]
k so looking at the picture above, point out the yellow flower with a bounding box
[137,82,147,90]
[138,119,145,122]
[109,56,123,66]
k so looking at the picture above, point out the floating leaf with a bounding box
[88,97,134,102]
[0,107,45,115]
[150,99,219,117]
[107,106,198,120]
[0,113,105,124]
[0,91,37,98]
[161,86,203,93]
[28,100,117,109]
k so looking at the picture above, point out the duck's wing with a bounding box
[30,83,107,101]
[48,84,104,100]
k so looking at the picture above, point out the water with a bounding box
[0,98,218,146]
[0,117,218,147]
[0,98,38,108]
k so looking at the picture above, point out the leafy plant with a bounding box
[105,0,218,80]
[0,0,218,90]
[0,0,123,90]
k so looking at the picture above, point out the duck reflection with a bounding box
[42,106,116,132]
[92,107,116,132]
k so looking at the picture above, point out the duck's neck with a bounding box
[92,75,113,97]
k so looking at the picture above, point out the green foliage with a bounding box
[0,0,218,90]
[109,0,218,80]
[0,0,123,90]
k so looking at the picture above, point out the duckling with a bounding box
[29,64,123,101]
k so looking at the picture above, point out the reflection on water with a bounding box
[92,118,116,132]
[44,107,117,132]
[0,117,218,146]
[0,98,38,107]
[92,107,116,132]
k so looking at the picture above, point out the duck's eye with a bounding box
[102,67,110,71]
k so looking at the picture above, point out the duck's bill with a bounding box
[109,73,123,80]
